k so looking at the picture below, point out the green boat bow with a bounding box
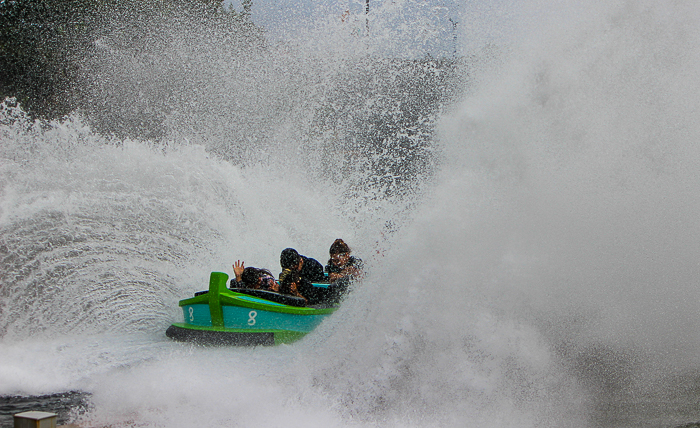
[166,272,337,346]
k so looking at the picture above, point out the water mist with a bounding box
[2,1,700,427]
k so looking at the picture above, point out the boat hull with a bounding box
[165,324,308,346]
[166,272,336,346]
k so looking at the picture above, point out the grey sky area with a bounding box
[224,0,526,58]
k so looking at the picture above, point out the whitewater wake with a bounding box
[2,1,700,427]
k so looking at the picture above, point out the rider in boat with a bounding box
[232,260,278,291]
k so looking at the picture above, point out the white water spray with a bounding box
[2,1,700,427]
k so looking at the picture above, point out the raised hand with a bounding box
[233,260,245,282]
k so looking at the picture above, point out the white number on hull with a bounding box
[188,307,194,322]
[248,311,257,326]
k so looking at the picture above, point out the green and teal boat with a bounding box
[166,272,337,346]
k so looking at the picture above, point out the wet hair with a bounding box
[329,239,351,255]
[240,267,274,289]
[240,267,258,287]
[280,248,301,270]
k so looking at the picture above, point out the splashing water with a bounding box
[2,1,700,427]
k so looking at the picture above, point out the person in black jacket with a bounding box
[279,248,329,304]
[280,248,325,281]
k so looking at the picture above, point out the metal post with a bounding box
[365,0,369,36]
[448,18,458,58]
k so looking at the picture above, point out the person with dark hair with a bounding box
[325,239,363,283]
[232,260,278,292]
[278,248,327,303]
[280,248,325,282]
[318,239,363,303]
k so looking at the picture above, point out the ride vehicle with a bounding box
[166,272,337,346]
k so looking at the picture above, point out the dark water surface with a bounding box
[3,1,700,427]
[0,391,90,428]
[1,390,700,428]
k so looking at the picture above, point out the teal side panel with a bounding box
[222,305,329,333]
[312,283,329,289]
[233,295,289,307]
[182,304,213,327]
